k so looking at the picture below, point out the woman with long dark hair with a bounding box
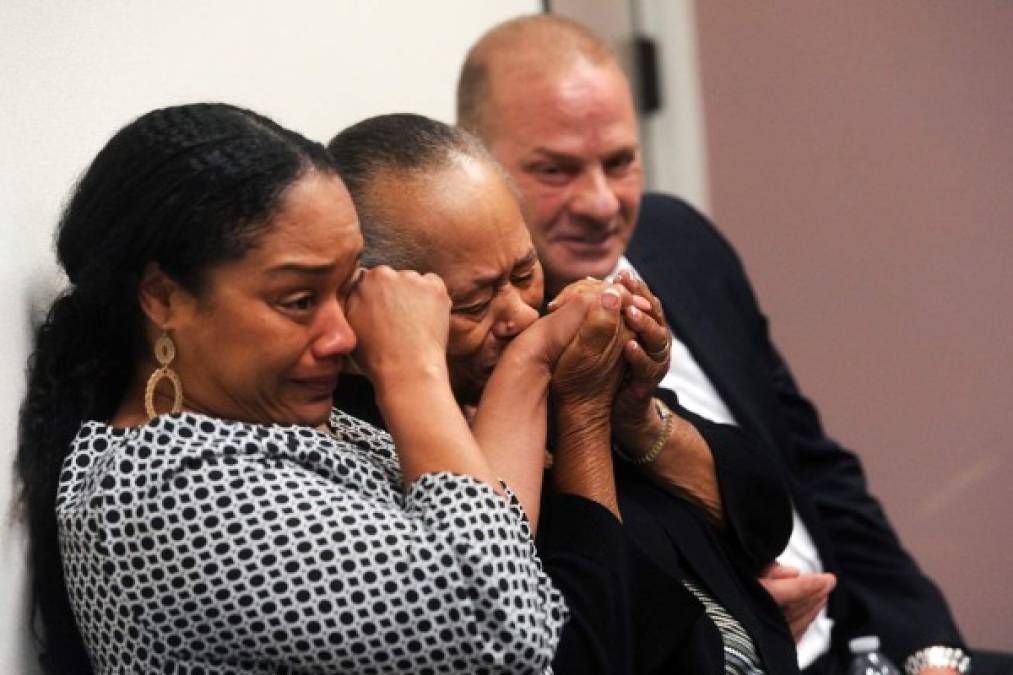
[15,103,605,674]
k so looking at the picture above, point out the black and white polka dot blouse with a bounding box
[57,409,566,673]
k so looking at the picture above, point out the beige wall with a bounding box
[695,1,1013,649]
[0,2,539,670]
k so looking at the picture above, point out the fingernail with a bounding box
[634,296,652,311]
[626,305,641,320]
[602,288,621,309]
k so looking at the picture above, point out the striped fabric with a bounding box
[682,578,766,675]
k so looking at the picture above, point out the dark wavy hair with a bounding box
[15,102,336,674]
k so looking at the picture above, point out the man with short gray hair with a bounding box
[457,13,989,675]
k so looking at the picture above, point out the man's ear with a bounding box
[137,262,187,329]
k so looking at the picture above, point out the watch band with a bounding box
[613,398,673,465]
[904,646,971,674]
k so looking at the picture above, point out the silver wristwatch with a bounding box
[904,646,971,674]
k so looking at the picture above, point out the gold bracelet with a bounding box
[615,398,674,465]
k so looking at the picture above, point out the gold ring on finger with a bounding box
[645,337,672,362]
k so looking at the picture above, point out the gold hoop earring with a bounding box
[144,332,183,420]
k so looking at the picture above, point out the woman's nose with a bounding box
[312,300,357,359]
[492,290,539,340]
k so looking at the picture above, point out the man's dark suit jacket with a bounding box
[628,192,965,671]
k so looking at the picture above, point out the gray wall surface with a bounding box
[696,1,1013,649]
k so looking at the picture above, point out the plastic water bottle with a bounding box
[846,636,901,675]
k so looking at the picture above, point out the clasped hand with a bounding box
[545,272,673,448]
[758,563,836,642]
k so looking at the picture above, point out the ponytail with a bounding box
[15,102,337,673]
[18,289,136,674]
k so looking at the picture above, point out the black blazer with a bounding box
[627,192,965,670]
[599,403,798,675]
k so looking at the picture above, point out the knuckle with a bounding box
[570,292,597,313]
[427,274,448,294]
[589,306,620,329]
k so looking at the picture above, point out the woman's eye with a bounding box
[280,293,316,312]
[453,302,490,318]
[512,271,535,285]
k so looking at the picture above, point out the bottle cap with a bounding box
[849,635,881,653]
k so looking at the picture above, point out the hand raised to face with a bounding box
[344,265,452,387]
[546,276,650,314]
[549,286,634,416]
[547,273,673,453]
[608,271,673,452]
